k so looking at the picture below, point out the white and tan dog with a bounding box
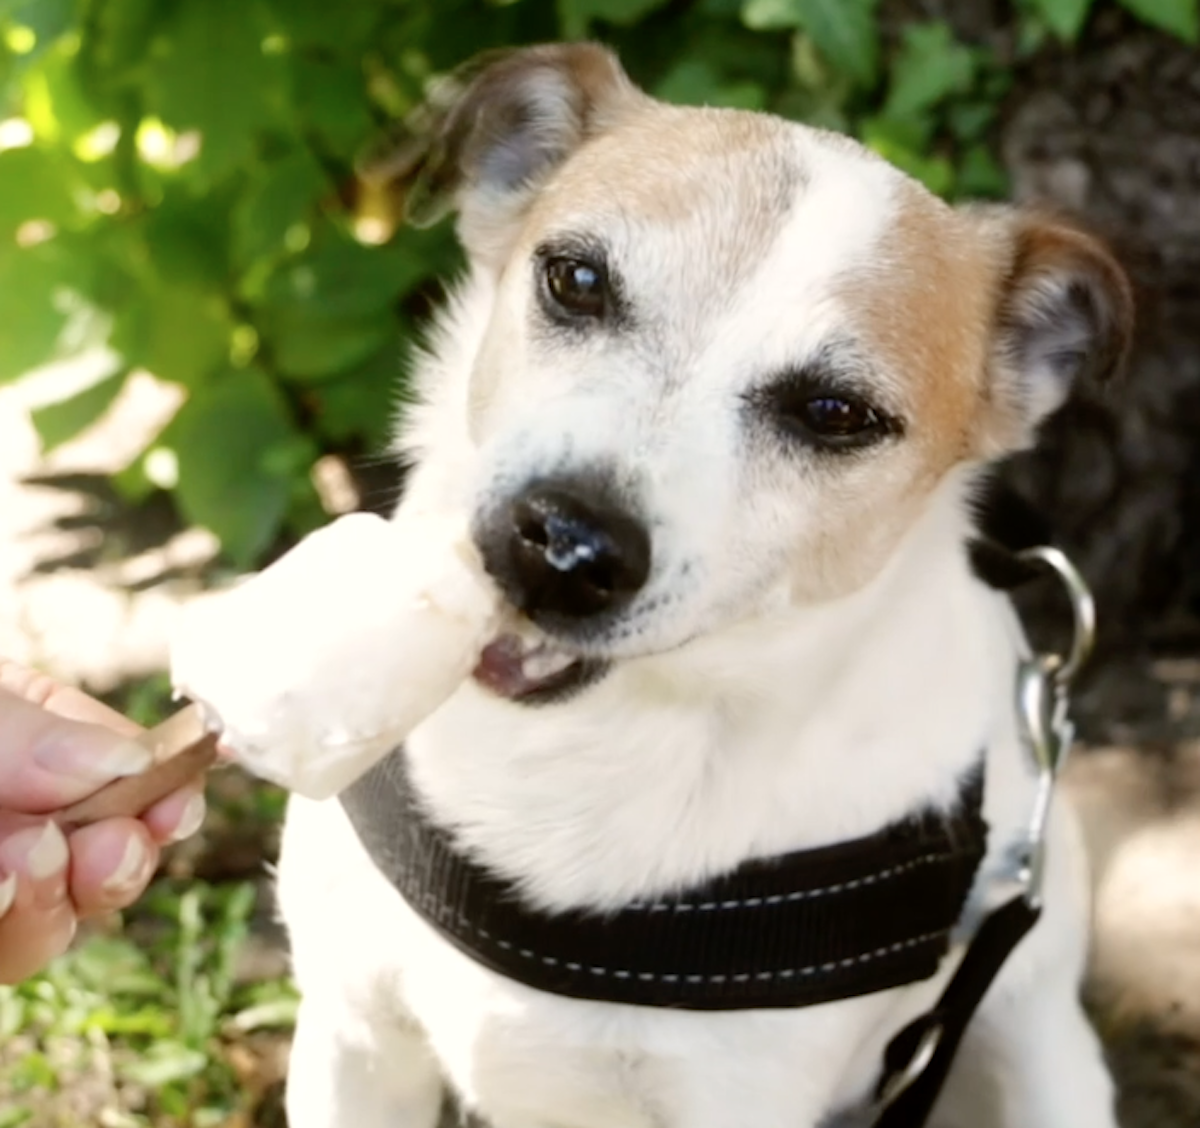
[276,44,1132,1128]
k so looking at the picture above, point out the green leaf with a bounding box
[0,146,79,236]
[1030,0,1096,40]
[8,1051,58,1092]
[741,0,800,29]
[146,0,286,182]
[287,57,374,159]
[309,336,408,451]
[2,0,75,47]
[946,101,996,142]
[86,0,165,84]
[141,197,230,292]
[557,0,671,34]
[884,22,977,121]
[226,995,299,1033]
[250,230,428,319]
[111,288,231,388]
[232,150,330,270]
[759,0,880,86]
[1116,0,1199,40]
[119,1041,209,1088]
[22,35,103,145]
[82,1004,174,1037]
[654,59,767,110]
[260,306,397,382]
[956,144,1009,199]
[162,367,307,564]
[0,243,76,384]
[261,0,382,52]
[31,368,127,452]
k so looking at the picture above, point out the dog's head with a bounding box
[378,45,1133,701]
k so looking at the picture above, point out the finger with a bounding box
[0,685,153,814]
[0,818,75,984]
[140,782,207,847]
[66,819,159,918]
[0,660,142,736]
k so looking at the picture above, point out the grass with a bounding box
[0,879,296,1127]
[2,677,296,1128]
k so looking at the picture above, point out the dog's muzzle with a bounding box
[468,479,650,703]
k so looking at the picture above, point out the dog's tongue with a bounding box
[473,633,577,699]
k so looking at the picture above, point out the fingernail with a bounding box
[0,822,70,914]
[34,736,153,782]
[170,793,207,843]
[19,822,70,880]
[101,833,153,897]
[0,823,70,912]
[0,871,15,919]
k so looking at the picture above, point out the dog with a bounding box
[275,44,1133,1128]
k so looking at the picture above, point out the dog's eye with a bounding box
[797,396,882,439]
[756,382,896,451]
[544,257,607,318]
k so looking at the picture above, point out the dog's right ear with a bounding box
[359,44,640,264]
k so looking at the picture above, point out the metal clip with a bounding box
[1014,547,1095,908]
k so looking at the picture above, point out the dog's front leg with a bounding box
[286,991,445,1128]
[278,796,447,1128]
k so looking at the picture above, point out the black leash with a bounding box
[871,896,1041,1125]
[871,497,1092,1126]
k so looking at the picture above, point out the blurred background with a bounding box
[0,0,1198,1124]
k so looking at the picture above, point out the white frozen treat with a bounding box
[171,511,501,799]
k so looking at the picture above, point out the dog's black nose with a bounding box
[507,486,650,619]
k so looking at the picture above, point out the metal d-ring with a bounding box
[1015,546,1096,686]
[877,1023,943,1109]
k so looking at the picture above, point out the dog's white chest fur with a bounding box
[276,42,1129,1128]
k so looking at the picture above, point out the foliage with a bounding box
[1023,0,1198,40]
[1,0,1195,566]
[0,877,297,1126]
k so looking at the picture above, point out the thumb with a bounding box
[0,686,153,815]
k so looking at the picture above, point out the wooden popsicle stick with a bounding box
[54,703,220,829]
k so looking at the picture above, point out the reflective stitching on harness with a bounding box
[403,880,947,983]
[625,851,952,913]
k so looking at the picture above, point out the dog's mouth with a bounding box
[472,626,609,704]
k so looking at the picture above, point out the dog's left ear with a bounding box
[358,44,641,264]
[977,210,1134,454]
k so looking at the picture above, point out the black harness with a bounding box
[342,754,987,1013]
[338,499,1077,1127]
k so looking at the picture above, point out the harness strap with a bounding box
[340,753,988,1011]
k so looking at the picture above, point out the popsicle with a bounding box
[172,510,502,799]
[59,510,502,824]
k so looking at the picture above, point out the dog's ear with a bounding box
[358,44,640,263]
[977,209,1133,453]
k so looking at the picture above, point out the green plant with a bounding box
[1023,0,1198,40]
[2,0,1194,568]
[0,877,297,1126]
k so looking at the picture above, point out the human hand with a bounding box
[0,661,206,983]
